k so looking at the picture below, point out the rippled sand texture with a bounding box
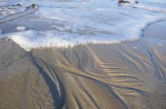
[30,43,166,109]
[1,21,166,109]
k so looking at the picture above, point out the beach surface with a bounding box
[0,21,166,109]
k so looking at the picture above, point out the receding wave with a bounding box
[0,0,166,51]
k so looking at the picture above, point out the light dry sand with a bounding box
[0,21,166,109]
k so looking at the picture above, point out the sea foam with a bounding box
[0,0,166,51]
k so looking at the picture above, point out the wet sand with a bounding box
[0,21,166,109]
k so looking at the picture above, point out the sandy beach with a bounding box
[0,20,166,109]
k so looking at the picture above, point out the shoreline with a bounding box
[0,20,166,109]
[0,19,166,51]
[1,1,166,51]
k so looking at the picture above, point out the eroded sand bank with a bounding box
[0,21,166,109]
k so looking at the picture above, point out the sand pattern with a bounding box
[0,1,166,109]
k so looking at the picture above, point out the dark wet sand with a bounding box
[0,21,166,109]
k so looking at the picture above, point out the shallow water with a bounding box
[0,0,166,51]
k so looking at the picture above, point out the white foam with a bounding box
[16,26,27,31]
[0,0,166,51]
